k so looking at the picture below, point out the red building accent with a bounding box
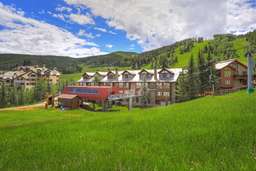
[63,86,121,102]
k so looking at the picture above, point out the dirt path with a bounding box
[0,102,45,111]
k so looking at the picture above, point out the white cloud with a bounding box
[94,27,107,33]
[78,29,95,39]
[95,27,117,35]
[109,30,117,35]
[52,13,66,21]
[105,44,113,48]
[69,13,95,25]
[95,34,101,37]
[65,0,256,51]
[0,2,104,58]
[226,0,256,34]
[56,6,72,13]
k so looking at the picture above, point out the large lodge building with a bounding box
[78,68,183,106]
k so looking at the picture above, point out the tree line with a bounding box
[0,79,74,108]
[176,50,218,102]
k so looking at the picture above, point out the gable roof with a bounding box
[0,71,25,80]
[215,59,247,70]
[138,69,154,74]
[79,68,183,83]
[158,68,174,74]
[58,94,78,99]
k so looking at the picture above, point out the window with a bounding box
[124,83,129,88]
[224,69,232,77]
[159,71,174,80]
[136,82,141,87]
[108,73,115,80]
[224,80,231,85]
[140,72,146,80]
[157,92,162,96]
[123,73,129,79]
[163,92,170,97]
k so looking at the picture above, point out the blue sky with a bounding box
[0,0,255,57]
[0,0,142,54]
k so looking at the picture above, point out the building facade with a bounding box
[215,59,248,90]
[0,65,60,89]
[78,68,182,106]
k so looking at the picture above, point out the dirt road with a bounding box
[0,102,45,111]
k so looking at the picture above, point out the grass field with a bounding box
[0,91,256,170]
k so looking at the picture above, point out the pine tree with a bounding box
[206,54,218,94]
[176,72,189,102]
[187,55,199,99]
[0,83,6,107]
[197,50,209,94]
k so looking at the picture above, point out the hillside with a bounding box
[0,54,82,74]
[0,91,255,170]
[78,51,137,67]
[133,32,255,69]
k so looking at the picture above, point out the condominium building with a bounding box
[78,68,183,106]
[0,65,60,89]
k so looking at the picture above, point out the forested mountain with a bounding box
[78,51,137,67]
[0,30,255,73]
[0,54,82,74]
[132,30,256,69]
[77,30,256,69]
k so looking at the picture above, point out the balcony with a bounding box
[234,74,247,79]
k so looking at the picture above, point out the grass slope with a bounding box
[0,91,256,170]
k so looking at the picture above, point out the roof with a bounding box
[0,71,25,80]
[215,59,236,70]
[58,94,78,99]
[50,70,61,76]
[78,68,183,83]
[215,59,248,70]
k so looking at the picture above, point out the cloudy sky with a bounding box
[0,0,256,58]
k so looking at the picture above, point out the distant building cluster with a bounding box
[0,65,60,89]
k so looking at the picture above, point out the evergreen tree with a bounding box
[206,55,218,94]
[197,50,209,94]
[176,71,189,102]
[187,55,199,99]
[1,83,7,107]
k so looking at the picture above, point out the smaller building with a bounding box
[215,59,248,90]
[58,94,80,109]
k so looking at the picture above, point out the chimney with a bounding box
[115,68,118,79]
[154,63,158,80]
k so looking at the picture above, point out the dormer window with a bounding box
[30,74,36,77]
[159,69,174,80]
[139,71,152,81]
[140,72,147,80]
[107,72,116,80]
[122,71,134,80]
[124,73,129,79]
[83,73,92,80]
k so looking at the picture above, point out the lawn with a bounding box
[0,91,255,170]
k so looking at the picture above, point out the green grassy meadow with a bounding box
[0,91,256,170]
